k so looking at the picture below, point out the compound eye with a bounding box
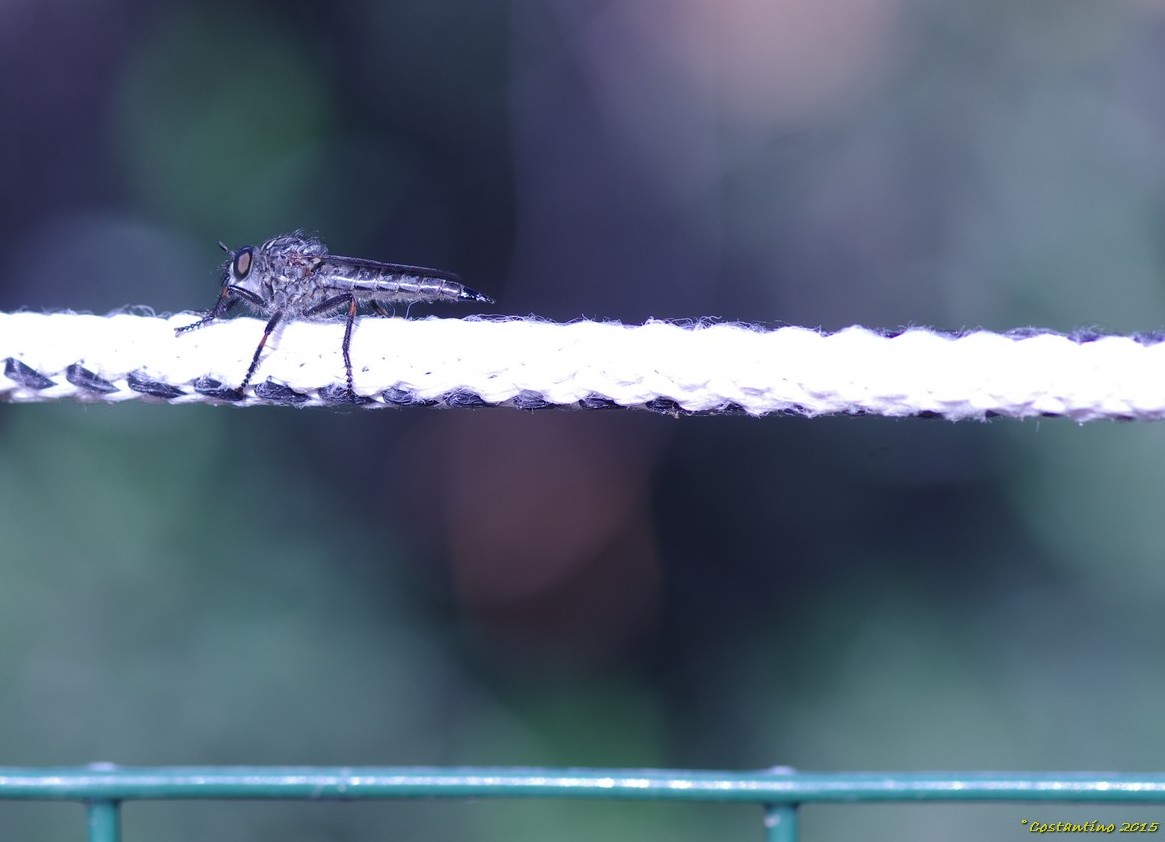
[232,247,254,280]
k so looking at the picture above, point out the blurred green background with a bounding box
[4,2,1165,840]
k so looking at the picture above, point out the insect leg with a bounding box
[175,290,239,335]
[342,295,358,395]
[176,284,264,335]
[240,311,283,392]
[303,293,360,396]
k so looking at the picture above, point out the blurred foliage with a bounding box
[3,2,1165,841]
[116,8,333,236]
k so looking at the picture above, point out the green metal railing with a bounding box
[3,766,1165,841]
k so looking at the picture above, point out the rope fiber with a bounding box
[2,311,1164,420]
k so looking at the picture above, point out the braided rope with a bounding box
[1,311,1163,419]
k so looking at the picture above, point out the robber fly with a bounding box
[176,232,493,397]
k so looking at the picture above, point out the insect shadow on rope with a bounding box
[176,232,493,400]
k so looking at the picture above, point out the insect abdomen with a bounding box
[330,272,469,302]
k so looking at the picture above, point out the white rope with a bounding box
[1,311,1164,420]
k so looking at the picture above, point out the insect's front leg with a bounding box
[175,284,262,335]
[175,290,237,336]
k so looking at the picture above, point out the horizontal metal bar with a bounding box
[0,768,1163,804]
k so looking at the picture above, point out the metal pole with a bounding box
[764,804,798,842]
[86,800,121,842]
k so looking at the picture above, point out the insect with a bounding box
[176,232,493,397]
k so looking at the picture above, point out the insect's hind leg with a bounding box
[342,296,358,395]
[304,293,360,397]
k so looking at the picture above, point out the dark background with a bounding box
[3,3,1165,840]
